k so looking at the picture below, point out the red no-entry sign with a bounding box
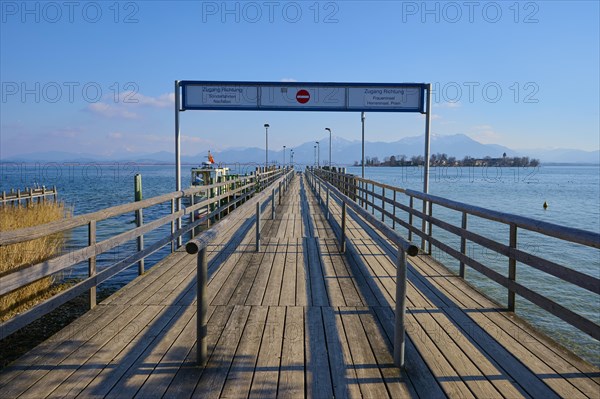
[296,89,310,104]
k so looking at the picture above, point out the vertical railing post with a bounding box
[197,247,208,366]
[53,185,57,202]
[427,201,433,255]
[508,223,517,311]
[271,188,275,219]
[459,212,467,278]
[134,174,144,274]
[326,187,330,220]
[318,179,321,204]
[279,181,282,205]
[392,190,396,230]
[340,201,347,253]
[256,201,261,252]
[88,220,97,309]
[190,193,196,237]
[371,184,375,215]
[394,246,407,369]
[408,196,414,241]
[421,199,428,251]
[381,187,386,222]
[171,198,176,253]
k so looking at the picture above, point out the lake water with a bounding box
[1,162,599,365]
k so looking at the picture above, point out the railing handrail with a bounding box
[311,170,417,256]
[0,172,268,246]
[404,189,600,249]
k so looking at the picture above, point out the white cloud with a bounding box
[86,103,138,119]
[280,78,297,82]
[107,132,123,139]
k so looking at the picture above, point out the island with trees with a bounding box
[354,152,540,167]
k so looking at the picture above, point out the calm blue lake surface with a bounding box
[1,162,599,364]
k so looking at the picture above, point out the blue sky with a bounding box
[1,1,599,158]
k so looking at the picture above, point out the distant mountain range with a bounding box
[3,134,599,165]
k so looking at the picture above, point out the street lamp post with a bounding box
[325,128,332,169]
[316,141,320,168]
[283,145,286,168]
[264,123,270,169]
[314,145,317,167]
[290,149,294,168]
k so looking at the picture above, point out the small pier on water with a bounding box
[0,167,598,398]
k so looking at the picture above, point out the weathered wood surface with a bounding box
[0,174,598,398]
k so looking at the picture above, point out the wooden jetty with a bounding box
[0,168,598,398]
[1,186,58,205]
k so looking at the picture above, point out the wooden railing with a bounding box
[1,186,58,205]
[185,169,295,366]
[314,167,600,342]
[0,167,291,340]
[306,168,419,368]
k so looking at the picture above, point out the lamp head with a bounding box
[264,123,270,128]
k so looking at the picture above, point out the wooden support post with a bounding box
[508,223,517,311]
[381,187,386,222]
[197,247,208,366]
[256,201,261,252]
[88,220,97,309]
[134,174,144,274]
[421,201,427,251]
[459,212,467,278]
[340,201,347,253]
[392,190,396,230]
[326,187,330,220]
[318,179,321,204]
[394,246,407,369]
[427,201,433,255]
[279,182,282,205]
[371,183,375,215]
[190,193,196,237]
[272,188,276,219]
[171,198,175,253]
[53,185,57,202]
[408,196,414,242]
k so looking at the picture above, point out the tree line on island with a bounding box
[354,152,540,167]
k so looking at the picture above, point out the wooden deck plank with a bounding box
[357,307,418,398]
[262,238,288,306]
[305,238,329,306]
[340,307,390,398]
[249,306,286,398]
[0,301,119,388]
[220,306,268,399]
[278,306,305,398]
[245,239,279,305]
[296,238,310,306]
[46,304,169,398]
[0,304,135,397]
[305,306,334,399]
[278,238,298,306]
[317,238,346,306]
[323,239,364,307]
[373,306,447,399]
[161,306,233,399]
[192,305,251,398]
[322,306,362,399]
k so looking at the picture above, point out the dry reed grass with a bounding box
[0,201,70,322]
